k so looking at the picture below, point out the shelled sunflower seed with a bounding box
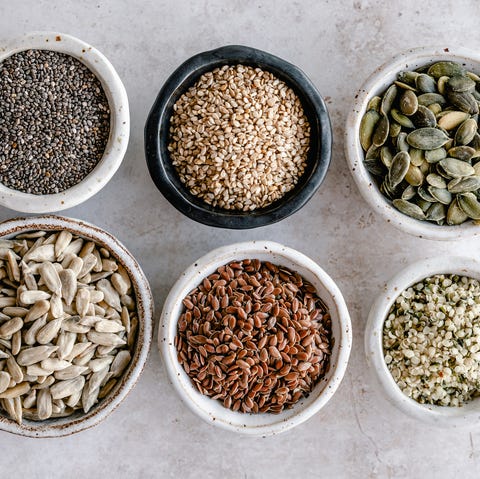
[360,61,480,225]
[0,230,138,424]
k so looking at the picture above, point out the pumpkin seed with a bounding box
[391,108,415,128]
[437,76,449,95]
[448,74,476,93]
[416,73,436,93]
[425,147,447,163]
[428,186,452,205]
[396,132,409,152]
[447,197,469,225]
[448,146,476,161]
[359,110,381,151]
[405,164,423,186]
[381,84,398,116]
[367,96,382,111]
[417,93,446,106]
[409,148,425,166]
[447,91,479,114]
[455,118,477,146]
[402,184,417,200]
[426,202,446,221]
[389,122,402,138]
[437,111,470,130]
[400,90,418,115]
[426,173,447,189]
[412,105,437,128]
[394,80,417,91]
[392,199,426,220]
[380,146,394,168]
[458,192,480,219]
[372,115,390,147]
[428,61,466,78]
[388,151,410,187]
[448,175,480,193]
[438,158,475,178]
[364,159,385,176]
[407,128,449,150]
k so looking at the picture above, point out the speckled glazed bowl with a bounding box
[0,216,153,437]
[366,256,480,427]
[0,31,130,213]
[145,45,332,229]
[159,241,351,435]
[345,46,480,240]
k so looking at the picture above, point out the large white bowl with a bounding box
[365,256,480,427]
[159,241,352,436]
[0,215,153,437]
[345,46,480,240]
[0,31,130,213]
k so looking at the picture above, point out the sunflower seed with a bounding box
[87,331,126,347]
[20,290,51,305]
[17,345,58,366]
[0,317,23,338]
[39,262,61,294]
[54,365,89,381]
[6,356,23,383]
[37,388,52,420]
[109,350,131,378]
[0,371,10,394]
[59,269,77,306]
[0,382,30,399]
[50,376,85,400]
[36,317,64,345]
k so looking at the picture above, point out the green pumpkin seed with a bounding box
[428,186,452,205]
[448,146,476,161]
[425,147,447,163]
[367,96,382,112]
[447,175,480,193]
[426,202,446,221]
[458,192,480,219]
[426,173,447,189]
[447,74,476,93]
[437,111,470,130]
[437,76,449,95]
[428,103,442,116]
[455,118,477,146]
[391,108,415,128]
[392,199,426,220]
[409,148,425,166]
[428,61,466,79]
[416,73,436,93]
[418,185,437,202]
[389,122,402,138]
[372,115,390,147]
[446,197,468,225]
[394,80,417,91]
[418,198,434,212]
[364,158,386,177]
[406,127,450,150]
[380,84,398,116]
[380,146,393,168]
[398,71,419,85]
[438,158,475,178]
[412,105,437,128]
[388,151,410,187]
[365,143,380,160]
[402,184,417,200]
[417,93,446,106]
[396,132,409,152]
[447,91,479,114]
[360,109,381,151]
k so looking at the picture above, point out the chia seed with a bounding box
[0,49,110,195]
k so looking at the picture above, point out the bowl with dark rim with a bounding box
[144,45,332,229]
[0,215,153,437]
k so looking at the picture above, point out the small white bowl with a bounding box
[365,256,480,427]
[159,241,352,436]
[0,32,129,213]
[345,46,480,241]
[0,215,153,437]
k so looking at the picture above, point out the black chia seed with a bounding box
[0,49,110,195]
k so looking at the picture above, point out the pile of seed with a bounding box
[0,49,110,195]
[168,64,310,211]
[175,259,332,414]
[383,274,480,406]
[0,230,138,424]
[360,61,480,225]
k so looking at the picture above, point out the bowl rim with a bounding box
[365,255,480,427]
[345,45,480,241]
[158,240,352,436]
[0,215,153,437]
[144,44,332,229]
[0,31,130,213]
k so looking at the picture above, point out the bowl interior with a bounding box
[0,216,152,437]
[160,242,351,434]
[146,45,332,228]
[366,256,480,425]
[347,47,480,239]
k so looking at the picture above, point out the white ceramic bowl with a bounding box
[345,46,480,241]
[0,31,129,213]
[365,256,480,427]
[0,215,153,437]
[159,241,352,436]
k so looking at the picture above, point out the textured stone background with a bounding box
[0,1,479,477]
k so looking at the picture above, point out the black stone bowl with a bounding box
[144,45,332,229]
